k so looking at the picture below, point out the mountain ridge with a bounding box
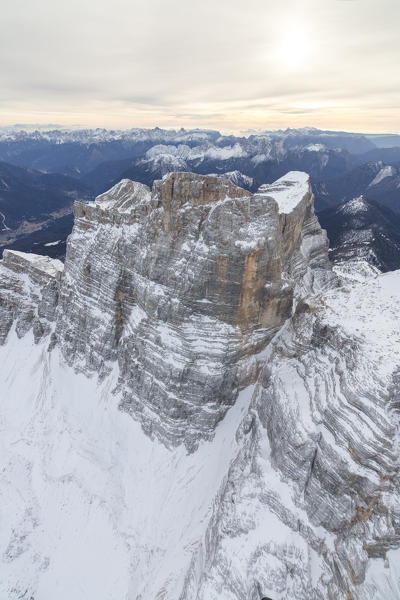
[319,195,400,274]
[0,171,399,599]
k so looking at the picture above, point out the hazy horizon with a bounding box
[2,123,400,137]
[1,0,399,134]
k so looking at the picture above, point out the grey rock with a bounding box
[183,273,400,599]
[0,249,63,344]
[54,171,334,449]
[0,171,399,599]
[0,172,333,450]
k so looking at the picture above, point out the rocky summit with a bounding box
[0,171,399,600]
[1,171,333,449]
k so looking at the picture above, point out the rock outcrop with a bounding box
[0,249,63,344]
[184,271,400,599]
[1,171,333,448]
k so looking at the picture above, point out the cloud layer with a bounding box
[1,0,399,132]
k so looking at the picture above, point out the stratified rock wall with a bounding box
[0,172,333,448]
[53,171,333,447]
[179,272,400,600]
[0,249,63,344]
[0,172,399,600]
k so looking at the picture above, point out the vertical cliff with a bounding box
[52,171,333,448]
[0,249,62,344]
[181,271,400,600]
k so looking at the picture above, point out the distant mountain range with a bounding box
[313,160,400,211]
[0,162,92,254]
[319,196,400,275]
[0,126,399,269]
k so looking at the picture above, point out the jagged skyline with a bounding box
[1,0,399,133]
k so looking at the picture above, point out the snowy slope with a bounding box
[0,172,399,600]
[0,329,255,600]
[1,270,399,599]
[189,271,400,600]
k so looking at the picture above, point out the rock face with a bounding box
[1,171,399,600]
[0,249,63,344]
[186,271,400,600]
[53,171,330,447]
[319,195,400,278]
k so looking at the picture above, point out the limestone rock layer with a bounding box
[0,249,62,344]
[0,171,399,599]
[1,171,332,448]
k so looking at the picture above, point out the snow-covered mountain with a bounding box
[0,126,367,181]
[1,125,400,260]
[0,126,221,145]
[0,125,378,151]
[313,161,400,212]
[0,171,399,599]
[319,195,400,277]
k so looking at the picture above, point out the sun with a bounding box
[275,26,312,69]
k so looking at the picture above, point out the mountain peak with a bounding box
[319,195,400,274]
[257,171,310,214]
[1,171,400,599]
[93,179,151,213]
[0,171,334,449]
[338,195,369,214]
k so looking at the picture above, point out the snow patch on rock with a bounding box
[369,165,396,187]
[257,171,310,214]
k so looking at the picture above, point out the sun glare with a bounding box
[275,26,312,69]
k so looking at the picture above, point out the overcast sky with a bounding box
[0,0,399,132]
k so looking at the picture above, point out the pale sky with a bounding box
[1,0,399,133]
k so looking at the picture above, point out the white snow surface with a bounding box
[368,165,396,187]
[339,195,369,215]
[44,240,61,247]
[2,249,64,276]
[257,171,310,214]
[333,259,381,283]
[305,143,326,151]
[0,210,11,231]
[0,330,254,600]
[1,264,400,598]
[323,270,400,358]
